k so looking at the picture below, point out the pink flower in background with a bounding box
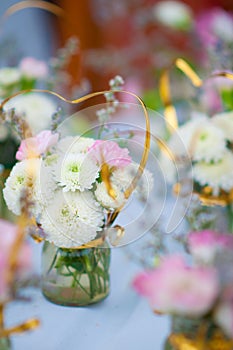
[16,130,59,160]
[195,8,233,48]
[200,80,222,114]
[88,140,131,168]
[188,230,233,264]
[19,57,48,79]
[133,255,219,317]
[123,77,143,103]
[0,219,32,302]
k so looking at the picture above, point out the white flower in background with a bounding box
[191,124,226,162]
[169,116,226,162]
[214,301,233,339]
[56,136,95,155]
[153,0,193,30]
[0,68,21,86]
[39,190,104,248]
[3,158,40,215]
[212,112,233,142]
[212,11,233,42]
[19,57,48,79]
[5,93,57,134]
[55,152,99,192]
[95,182,126,210]
[168,117,207,158]
[193,151,233,195]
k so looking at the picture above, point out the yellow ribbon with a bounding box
[169,331,233,350]
[0,1,64,26]
[159,58,203,134]
[0,318,40,338]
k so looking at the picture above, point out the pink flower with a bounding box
[200,80,222,114]
[133,256,219,317]
[16,130,59,160]
[195,8,233,48]
[188,230,233,264]
[0,219,32,302]
[88,140,131,168]
[123,77,143,103]
[19,57,48,79]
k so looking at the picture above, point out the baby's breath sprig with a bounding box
[96,75,125,137]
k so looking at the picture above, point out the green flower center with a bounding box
[61,207,70,217]
[16,176,25,185]
[68,163,80,173]
[200,132,208,141]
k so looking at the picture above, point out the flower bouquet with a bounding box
[133,229,233,349]
[2,78,153,306]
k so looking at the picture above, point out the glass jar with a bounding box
[185,195,233,233]
[41,241,111,306]
[164,316,201,350]
[163,315,230,350]
[0,337,11,350]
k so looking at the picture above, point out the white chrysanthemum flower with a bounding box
[0,68,21,86]
[34,160,57,214]
[55,152,99,192]
[56,136,95,155]
[169,117,226,162]
[191,124,226,162]
[111,162,154,196]
[69,136,95,153]
[5,93,57,134]
[153,0,192,30]
[56,136,75,154]
[212,112,233,142]
[193,151,233,195]
[3,158,40,215]
[95,182,126,210]
[169,117,207,158]
[39,190,104,248]
[212,11,233,42]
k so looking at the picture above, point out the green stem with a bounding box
[67,266,91,297]
[47,249,59,275]
[227,204,233,234]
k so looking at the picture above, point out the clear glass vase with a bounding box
[41,241,111,306]
[186,195,233,233]
[163,315,230,350]
[164,316,201,350]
